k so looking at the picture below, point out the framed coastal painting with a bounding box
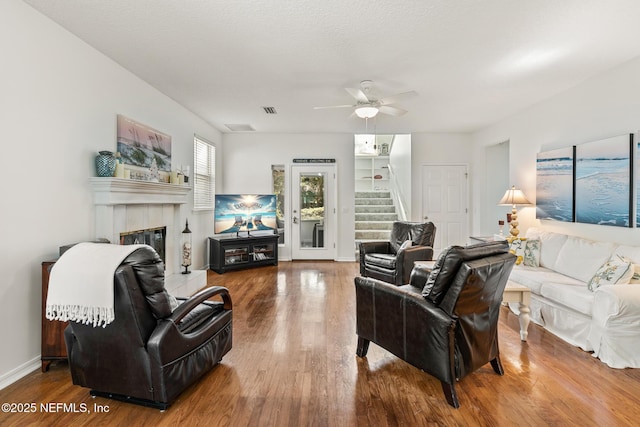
[536,147,575,222]
[575,134,633,228]
[116,115,172,172]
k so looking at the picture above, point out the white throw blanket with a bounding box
[46,242,146,327]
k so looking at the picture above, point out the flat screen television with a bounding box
[214,194,278,236]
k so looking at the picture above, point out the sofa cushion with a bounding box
[554,236,616,283]
[587,255,634,291]
[510,265,584,295]
[364,253,396,270]
[525,228,568,270]
[539,282,595,316]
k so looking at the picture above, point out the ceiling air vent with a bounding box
[262,106,277,114]
[224,124,255,132]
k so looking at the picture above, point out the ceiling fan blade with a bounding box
[378,90,418,105]
[378,105,407,116]
[313,104,356,110]
[345,87,370,104]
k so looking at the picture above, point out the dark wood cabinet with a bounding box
[209,234,279,273]
[41,260,68,372]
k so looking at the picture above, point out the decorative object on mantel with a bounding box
[149,158,160,182]
[116,114,172,173]
[498,186,532,237]
[181,219,192,274]
[114,152,125,178]
[95,151,117,177]
[182,165,190,183]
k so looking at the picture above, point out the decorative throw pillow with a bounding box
[588,255,633,292]
[168,293,180,311]
[508,237,526,265]
[398,239,413,252]
[630,264,640,284]
[523,239,541,267]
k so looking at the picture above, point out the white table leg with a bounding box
[518,303,530,341]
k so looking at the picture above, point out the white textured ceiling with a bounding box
[23,0,640,134]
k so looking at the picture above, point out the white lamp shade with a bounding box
[498,186,532,206]
[355,106,379,119]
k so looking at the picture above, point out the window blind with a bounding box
[193,136,215,210]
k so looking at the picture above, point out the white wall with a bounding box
[410,133,474,221]
[0,0,222,387]
[471,55,640,245]
[483,141,510,235]
[221,133,355,261]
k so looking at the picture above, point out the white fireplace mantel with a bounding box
[89,177,191,205]
[89,177,192,277]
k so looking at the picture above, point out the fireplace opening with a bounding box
[120,226,167,267]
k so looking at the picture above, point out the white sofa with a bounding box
[507,227,640,369]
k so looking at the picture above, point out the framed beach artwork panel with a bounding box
[536,147,575,222]
[637,135,640,227]
[116,115,172,172]
[575,134,633,228]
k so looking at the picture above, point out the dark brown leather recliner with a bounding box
[355,240,516,408]
[64,246,232,409]
[359,221,436,286]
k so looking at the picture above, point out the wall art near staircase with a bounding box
[575,134,633,228]
[536,147,575,222]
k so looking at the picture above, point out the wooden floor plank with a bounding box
[1,261,639,426]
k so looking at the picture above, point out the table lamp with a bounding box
[498,186,532,237]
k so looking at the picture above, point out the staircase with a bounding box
[355,191,397,246]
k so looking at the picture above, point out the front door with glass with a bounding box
[291,164,336,260]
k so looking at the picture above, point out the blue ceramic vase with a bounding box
[95,151,116,177]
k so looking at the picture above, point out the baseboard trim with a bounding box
[0,356,40,390]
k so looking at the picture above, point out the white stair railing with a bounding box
[387,163,408,221]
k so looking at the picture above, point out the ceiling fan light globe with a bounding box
[355,106,379,119]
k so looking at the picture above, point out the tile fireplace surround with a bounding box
[89,178,204,296]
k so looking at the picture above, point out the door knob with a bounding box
[293,216,298,224]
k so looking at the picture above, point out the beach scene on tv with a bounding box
[215,194,277,234]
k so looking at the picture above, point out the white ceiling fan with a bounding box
[313,80,417,118]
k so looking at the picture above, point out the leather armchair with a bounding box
[359,221,436,285]
[354,241,516,408]
[64,246,232,409]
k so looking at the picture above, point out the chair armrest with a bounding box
[148,286,232,365]
[588,285,640,368]
[592,285,640,325]
[169,286,232,323]
[397,246,434,284]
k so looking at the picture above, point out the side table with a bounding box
[502,281,531,341]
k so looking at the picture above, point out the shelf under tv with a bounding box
[208,233,279,273]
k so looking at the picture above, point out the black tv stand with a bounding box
[209,233,278,273]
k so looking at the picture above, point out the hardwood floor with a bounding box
[2,261,640,426]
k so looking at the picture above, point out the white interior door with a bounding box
[291,164,336,260]
[422,164,468,256]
